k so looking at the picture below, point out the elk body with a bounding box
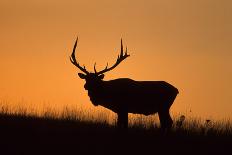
[70,38,179,130]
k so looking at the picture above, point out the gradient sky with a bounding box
[0,0,232,119]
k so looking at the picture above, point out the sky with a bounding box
[0,0,232,119]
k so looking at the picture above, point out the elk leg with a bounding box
[117,112,128,129]
[158,110,173,131]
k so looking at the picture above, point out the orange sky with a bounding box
[0,0,232,119]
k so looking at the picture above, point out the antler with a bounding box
[95,39,130,75]
[70,37,89,74]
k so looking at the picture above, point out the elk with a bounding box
[70,37,179,130]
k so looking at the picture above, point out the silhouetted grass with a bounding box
[0,104,231,155]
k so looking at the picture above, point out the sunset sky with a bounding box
[0,0,231,119]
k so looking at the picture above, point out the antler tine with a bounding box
[96,39,130,75]
[120,38,123,57]
[70,37,89,74]
[105,63,108,70]
[94,62,97,73]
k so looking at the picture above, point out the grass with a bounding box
[0,104,231,155]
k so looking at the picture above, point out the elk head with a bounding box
[70,37,130,91]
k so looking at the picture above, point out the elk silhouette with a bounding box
[70,37,179,130]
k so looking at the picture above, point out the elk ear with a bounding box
[99,74,104,79]
[78,73,86,79]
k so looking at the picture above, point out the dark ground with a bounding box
[0,114,231,155]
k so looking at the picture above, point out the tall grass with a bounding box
[1,102,232,155]
[0,101,231,136]
[0,102,111,123]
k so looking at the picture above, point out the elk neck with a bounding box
[84,79,107,105]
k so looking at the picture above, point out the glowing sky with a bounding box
[0,0,232,119]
